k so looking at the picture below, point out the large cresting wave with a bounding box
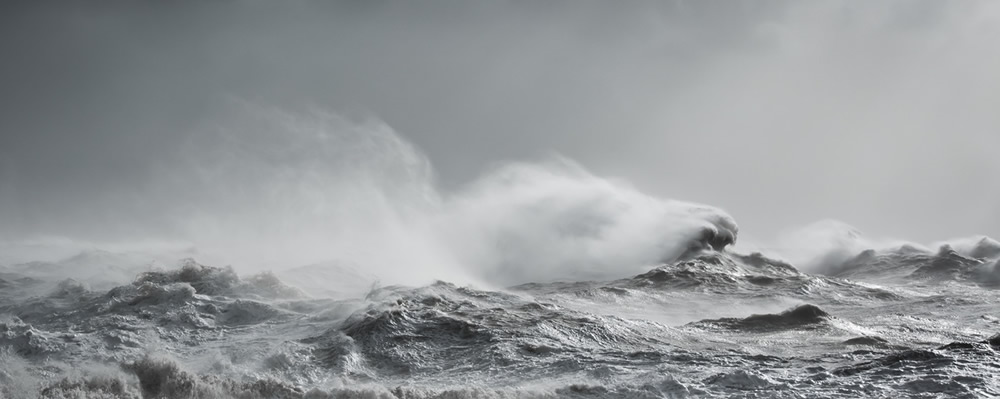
[2,103,738,287]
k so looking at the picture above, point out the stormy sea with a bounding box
[4,0,1000,397]
[3,220,1000,398]
[2,95,1000,398]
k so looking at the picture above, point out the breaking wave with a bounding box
[1,110,998,397]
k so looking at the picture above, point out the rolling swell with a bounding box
[687,304,832,332]
[2,249,1000,397]
[314,282,677,380]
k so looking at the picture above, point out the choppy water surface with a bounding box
[2,239,1000,398]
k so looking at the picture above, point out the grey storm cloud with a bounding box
[0,0,998,248]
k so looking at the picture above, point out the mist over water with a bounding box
[2,103,738,287]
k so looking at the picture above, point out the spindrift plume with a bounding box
[2,103,737,286]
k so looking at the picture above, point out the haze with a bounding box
[1,1,997,261]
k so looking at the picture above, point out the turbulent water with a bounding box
[2,236,1000,398]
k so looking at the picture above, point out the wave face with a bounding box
[2,245,1000,398]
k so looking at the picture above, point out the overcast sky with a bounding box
[1,0,998,248]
